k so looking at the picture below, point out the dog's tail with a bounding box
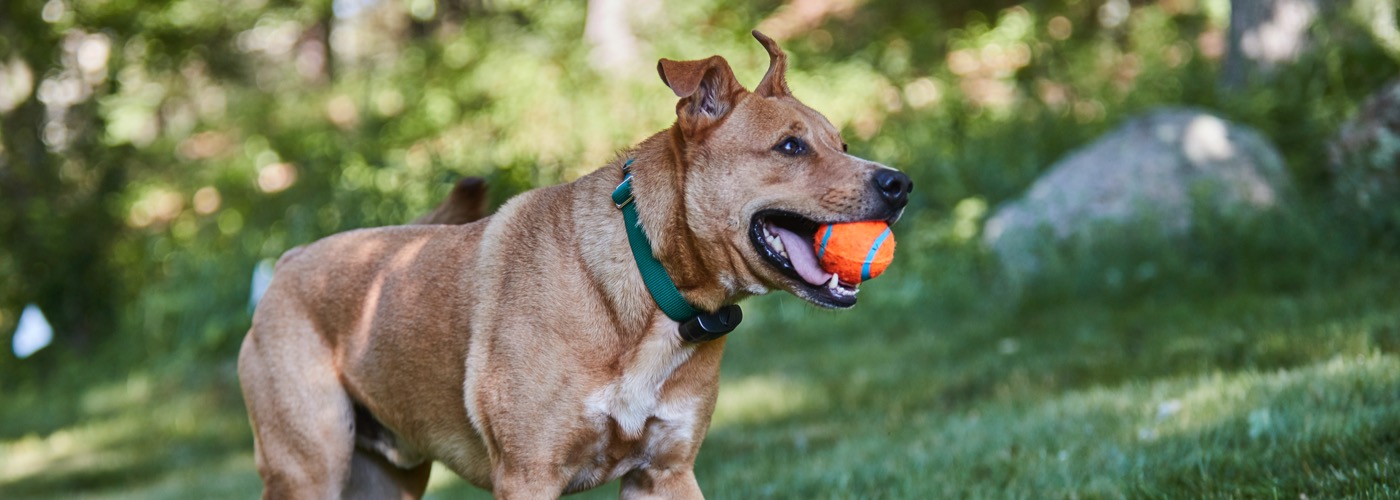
[412,177,491,225]
[273,178,489,271]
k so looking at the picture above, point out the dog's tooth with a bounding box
[770,233,785,254]
[827,274,839,290]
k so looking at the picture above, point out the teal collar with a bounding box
[610,158,741,342]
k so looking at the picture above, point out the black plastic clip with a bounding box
[678,304,743,343]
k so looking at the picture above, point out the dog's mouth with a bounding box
[749,210,860,309]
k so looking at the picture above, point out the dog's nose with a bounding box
[873,169,912,209]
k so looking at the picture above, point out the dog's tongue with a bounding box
[771,224,832,286]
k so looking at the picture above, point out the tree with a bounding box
[0,0,126,353]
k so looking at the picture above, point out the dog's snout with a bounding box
[873,170,912,210]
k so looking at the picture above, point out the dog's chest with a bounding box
[570,335,703,487]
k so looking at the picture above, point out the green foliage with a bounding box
[2,0,1399,496]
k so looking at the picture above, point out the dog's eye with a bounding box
[774,137,808,156]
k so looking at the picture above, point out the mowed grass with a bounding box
[3,222,1399,497]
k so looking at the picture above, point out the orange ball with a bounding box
[813,221,896,284]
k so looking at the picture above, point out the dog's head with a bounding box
[658,31,911,309]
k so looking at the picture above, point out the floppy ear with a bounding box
[751,30,789,97]
[657,55,744,136]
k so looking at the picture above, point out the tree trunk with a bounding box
[584,0,639,72]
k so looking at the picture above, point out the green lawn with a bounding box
[3,228,1398,498]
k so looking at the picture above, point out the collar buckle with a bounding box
[611,159,636,209]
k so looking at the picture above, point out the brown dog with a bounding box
[237,31,911,499]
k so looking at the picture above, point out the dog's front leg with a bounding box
[491,476,565,499]
[619,467,703,499]
[489,461,567,500]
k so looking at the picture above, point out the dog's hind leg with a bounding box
[620,468,703,500]
[238,316,357,499]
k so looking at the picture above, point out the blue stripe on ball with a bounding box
[860,227,892,281]
[817,225,833,260]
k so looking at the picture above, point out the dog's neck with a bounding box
[627,128,736,313]
[572,127,736,336]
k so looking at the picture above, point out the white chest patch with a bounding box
[569,331,711,490]
[585,332,696,439]
[646,393,702,451]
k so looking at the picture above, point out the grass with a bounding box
[3,215,1399,498]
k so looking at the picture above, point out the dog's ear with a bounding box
[751,30,789,98]
[657,55,743,136]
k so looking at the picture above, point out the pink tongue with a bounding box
[770,224,833,286]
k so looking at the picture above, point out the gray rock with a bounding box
[983,107,1291,281]
[1329,79,1400,209]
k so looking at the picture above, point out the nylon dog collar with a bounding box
[611,158,742,343]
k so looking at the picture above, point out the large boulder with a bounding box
[983,108,1292,281]
[1330,79,1400,209]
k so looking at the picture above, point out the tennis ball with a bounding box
[813,221,896,283]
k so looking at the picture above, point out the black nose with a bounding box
[873,169,912,210]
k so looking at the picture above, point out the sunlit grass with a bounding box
[710,375,826,428]
[696,353,1399,497]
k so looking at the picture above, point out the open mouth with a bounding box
[749,210,860,308]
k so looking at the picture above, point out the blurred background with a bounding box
[2,0,1399,496]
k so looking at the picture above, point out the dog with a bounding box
[237,30,911,499]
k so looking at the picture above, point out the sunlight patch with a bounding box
[710,375,823,428]
[1137,354,1400,442]
[81,374,152,416]
[0,412,144,483]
